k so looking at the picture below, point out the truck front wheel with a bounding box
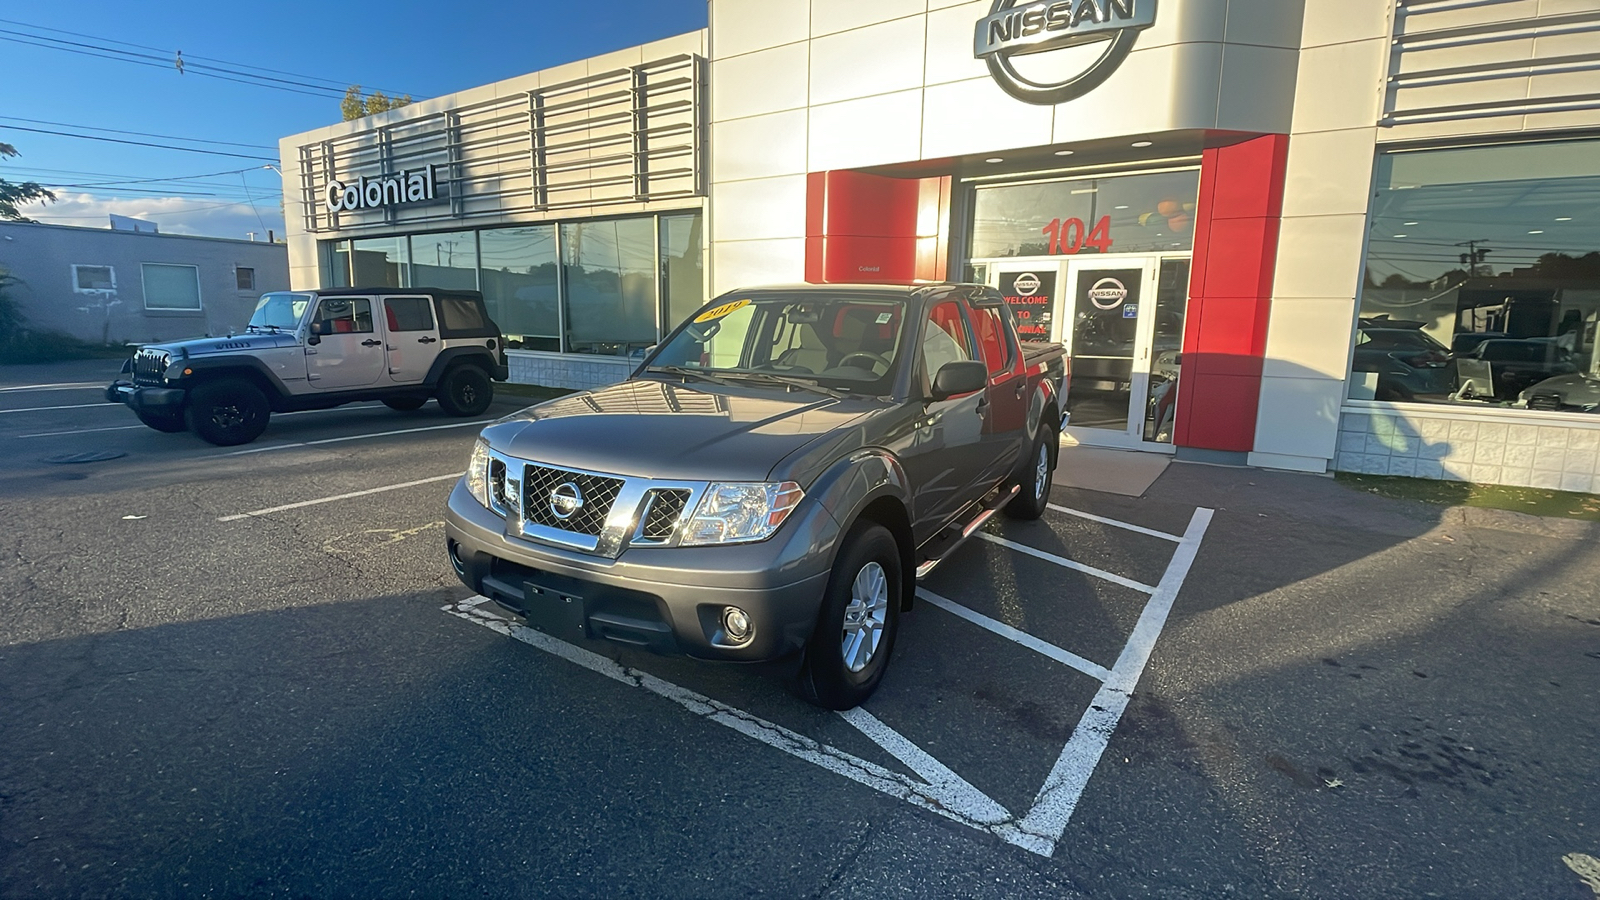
[436,365,492,416]
[799,522,901,710]
[185,379,270,446]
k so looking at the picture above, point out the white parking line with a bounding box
[975,532,1157,594]
[225,419,494,455]
[916,587,1111,682]
[16,405,392,439]
[217,472,464,521]
[1047,503,1183,542]
[0,402,112,415]
[1014,507,1213,851]
[0,381,107,393]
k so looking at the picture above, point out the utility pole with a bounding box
[1456,240,1492,276]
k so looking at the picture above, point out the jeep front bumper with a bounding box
[443,479,841,662]
[106,380,185,410]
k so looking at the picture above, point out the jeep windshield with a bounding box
[248,292,313,332]
[645,294,907,394]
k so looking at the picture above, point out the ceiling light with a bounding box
[1070,188,1097,194]
[1114,205,1129,210]
[1403,221,1419,226]
[985,157,1004,163]
[1393,234,1408,238]
[1528,230,1544,234]
[1556,216,1572,221]
[1054,149,1075,156]
[1131,140,1153,148]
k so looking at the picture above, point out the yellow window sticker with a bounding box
[694,298,751,323]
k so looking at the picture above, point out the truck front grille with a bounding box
[521,465,624,537]
[132,349,169,386]
[639,489,691,541]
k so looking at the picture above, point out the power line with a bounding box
[0,116,275,151]
[0,34,343,99]
[0,124,276,161]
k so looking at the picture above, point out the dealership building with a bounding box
[278,0,1600,493]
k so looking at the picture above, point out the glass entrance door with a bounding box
[1059,256,1190,450]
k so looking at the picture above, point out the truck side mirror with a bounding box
[931,360,987,400]
[306,332,321,346]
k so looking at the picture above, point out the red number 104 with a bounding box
[1041,216,1113,255]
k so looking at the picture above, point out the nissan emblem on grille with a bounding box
[549,482,584,520]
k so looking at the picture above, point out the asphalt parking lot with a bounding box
[2,359,1598,899]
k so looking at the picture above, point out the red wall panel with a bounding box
[805,170,950,285]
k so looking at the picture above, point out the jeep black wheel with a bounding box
[383,396,428,411]
[185,378,270,446]
[1004,432,1054,520]
[135,408,187,434]
[436,365,492,417]
[799,521,901,710]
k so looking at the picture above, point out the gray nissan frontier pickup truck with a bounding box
[444,282,1067,709]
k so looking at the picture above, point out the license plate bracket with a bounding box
[521,580,587,642]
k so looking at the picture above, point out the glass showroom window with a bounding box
[350,236,409,288]
[969,169,1200,259]
[562,217,658,356]
[141,263,202,311]
[1357,140,1600,413]
[410,230,478,291]
[479,225,560,352]
[320,240,352,287]
[660,212,705,333]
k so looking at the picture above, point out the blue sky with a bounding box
[0,0,707,239]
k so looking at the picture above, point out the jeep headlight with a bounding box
[465,439,491,507]
[680,482,804,546]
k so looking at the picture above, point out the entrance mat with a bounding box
[1055,442,1171,497]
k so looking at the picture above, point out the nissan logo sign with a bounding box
[974,0,1157,106]
[1088,277,1129,309]
[549,482,585,520]
[1013,272,1042,294]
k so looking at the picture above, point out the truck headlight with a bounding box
[465,439,491,507]
[680,482,804,546]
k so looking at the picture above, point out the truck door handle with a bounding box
[362,339,382,347]
[1014,383,1027,399]
[417,336,438,344]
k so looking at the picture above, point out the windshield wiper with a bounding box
[244,324,282,334]
[645,365,745,389]
[723,372,848,399]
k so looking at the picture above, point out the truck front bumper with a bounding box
[106,380,185,410]
[443,480,840,662]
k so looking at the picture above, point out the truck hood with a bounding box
[481,378,879,482]
[146,332,301,358]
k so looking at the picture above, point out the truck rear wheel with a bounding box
[436,365,492,416]
[1004,433,1054,520]
[799,521,901,710]
[186,378,270,446]
[135,408,187,433]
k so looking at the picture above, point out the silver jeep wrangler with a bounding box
[106,287,509,446]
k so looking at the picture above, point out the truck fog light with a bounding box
[722,606,752,641]
[447,539,466,578]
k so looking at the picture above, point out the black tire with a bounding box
[799,522,901,710]
[185,378,270,446]
[436,365,492,417]
[383,396,428,411]
[1004,431,1054,520]
[135,408,187,433]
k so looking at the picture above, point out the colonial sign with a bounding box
[325,166,445,213]
[974,0,1157,105]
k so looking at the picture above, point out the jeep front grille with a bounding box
[521,465,624,537]
[639,489,691,542]
[132,349,169,386]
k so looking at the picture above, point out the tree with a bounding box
[340,85,413,122]
[0,143,56,222]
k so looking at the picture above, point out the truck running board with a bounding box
[914,484,1021,580]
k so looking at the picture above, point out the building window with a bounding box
[479,225,559,352]
[140,263,202,311]
[1356,140,1600,413]
[410,231,478,291]
[72,265,115,292]
[562,217,658,356]
[236,267,256,291]
[350,236,409,287]
[660,212,705,332]
[969,169,1201,259]
[321,239,353,287]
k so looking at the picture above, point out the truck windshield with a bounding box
[248,292,313,331]
[646,294,907,391]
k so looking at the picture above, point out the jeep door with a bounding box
[306,296,386,389]
[380,295,441,384]
[899,298,989,539]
